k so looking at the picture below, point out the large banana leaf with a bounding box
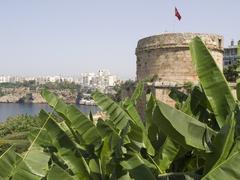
[169,88,188,104]
[0,146,20,178]
[128,165,156,180]
[125,103,155,156]
[158,172,199,180]
[47,164,77,180]
[181,86,211,116]
[127,121,143,144]
[121,154,156,170]
[146,94,166,152]
[202,149,240,179]
[100,132,122,175]
[94,91,147,155]
[145,93,156,130]
[125,86,155,155]
[100,135,114,175]
[178,86,219,130]
[96,119,122,147]
[12,146,49,180]
[125,102,143,126]
[28,128,52,147]
[0,145,50,180]
[204,112,236,173]
[66,105,101,145]
[97,119,118,137]
[93,91,131,130]
[120,154,156,180]
[38,110,90,180]
[189,37,236,128]
[130,81,144,105]
[41,89,68,114]
[154,101,216,151]
[41,89,101,145]
[19,146,49,177]
[155,137,179,173]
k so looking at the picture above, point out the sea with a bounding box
[0,103,100,122]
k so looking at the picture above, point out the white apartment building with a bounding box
[0,75,10,83]
[81,73,95,87]
[80,70,118,89]
[108,75,117,86]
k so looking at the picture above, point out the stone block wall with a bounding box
[135,33,224,107]
[136,33,224,84]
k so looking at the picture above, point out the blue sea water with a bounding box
[0,103,100,122]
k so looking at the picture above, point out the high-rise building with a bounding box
[0,75,10,83]
[81,72,95,87]
[223,40,240,67]
[79,70,118,92]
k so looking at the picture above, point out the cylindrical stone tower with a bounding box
[136,33,224,84]
[135,33,224,107]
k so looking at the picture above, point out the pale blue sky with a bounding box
[0,0,239,79]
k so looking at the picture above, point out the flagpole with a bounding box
[172,7,175,33]
[172,12,175,33]
[174,6,182,32]
[172,0,175,33]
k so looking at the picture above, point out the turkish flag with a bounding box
[175,7,181,21]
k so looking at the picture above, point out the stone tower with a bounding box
[135,33,224,105]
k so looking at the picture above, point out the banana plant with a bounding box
[1,37,240,180]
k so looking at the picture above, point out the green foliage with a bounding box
[111,80,135,102]
[0,82,23,88]
[0,80,83,99]
[190,36,236,129]
[130,81,144,105]
[183,81,194,94]
[237,79,240,101]
[153,101,216,151]
[1,37,240,179]
[42,81,82,92]
[0,115,40,155]
[0,80,38,91]
[17,93,34,103]
[223,61,240,82]
[0,89,5,97]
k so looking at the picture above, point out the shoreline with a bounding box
[0,101,97,106]
[0,103,100,123]
[0,91,97,105]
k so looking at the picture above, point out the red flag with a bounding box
[175,7,181,21]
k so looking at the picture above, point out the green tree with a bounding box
[112,79,135,102]
[0,115,40,155]
[223,60,240,82]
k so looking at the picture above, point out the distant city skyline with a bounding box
[0,69,119,78]
[0,1,240,79]
[0,69,119,92]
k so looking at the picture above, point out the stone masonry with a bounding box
[135,33,224,106]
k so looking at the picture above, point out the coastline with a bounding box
[0,103,100,123]
[0,101,97,106]
[0,89,98,105]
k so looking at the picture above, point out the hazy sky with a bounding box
[0,0,240,79]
